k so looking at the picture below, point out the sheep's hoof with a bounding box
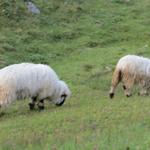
[38,105,45,110]
[109,93,114,99]
[0,112,5,117]
[29,103,35,110]
[126,94,132,98]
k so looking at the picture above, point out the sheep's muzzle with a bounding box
[55,94,67,106]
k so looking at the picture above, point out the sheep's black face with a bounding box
[55,94,67,107]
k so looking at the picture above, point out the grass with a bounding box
[1,0,150,149]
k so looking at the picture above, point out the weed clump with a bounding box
[0,0,27,20]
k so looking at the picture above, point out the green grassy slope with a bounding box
[0,0,150,149]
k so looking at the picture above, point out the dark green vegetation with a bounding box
[0,0,150,149]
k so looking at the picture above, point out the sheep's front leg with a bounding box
[123,84,133,97]
[122,75,134,97]
[29,97,37,110]
[37,99,45,110]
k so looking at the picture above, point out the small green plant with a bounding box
[0,0,26,19]
[111,0,133,4]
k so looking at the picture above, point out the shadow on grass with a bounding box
[0,100,76,120]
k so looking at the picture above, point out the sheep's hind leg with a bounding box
[29,97,37,110]
[37,99,45,110]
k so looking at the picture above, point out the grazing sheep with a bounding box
[0,63,71,110]
[109,55,150,98]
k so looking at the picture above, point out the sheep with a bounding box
[109,55,150,98]
[0,63,71,110]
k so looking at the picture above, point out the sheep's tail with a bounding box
[109,67,122,98]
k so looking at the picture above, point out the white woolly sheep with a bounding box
[0,63,71,110]
[109,55,150,98]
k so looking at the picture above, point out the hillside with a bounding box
[0,0,150,149]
